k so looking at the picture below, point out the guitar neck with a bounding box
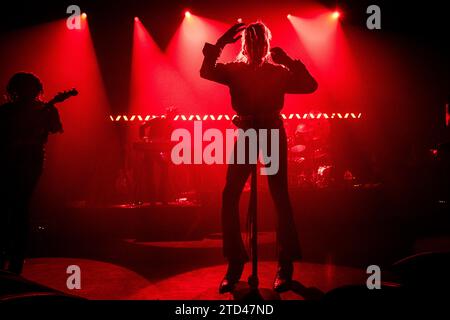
[46,89,78,106]
[46,99,57,106]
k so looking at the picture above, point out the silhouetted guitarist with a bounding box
[0,72,76,274]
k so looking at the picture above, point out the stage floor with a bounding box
[22,257,368,300]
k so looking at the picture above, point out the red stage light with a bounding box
[332,11,340,19]
[185,11,191,18]
[287,14,291,19]
[237,18,243,23]
[134,17,139,22]
[81,13,87,20]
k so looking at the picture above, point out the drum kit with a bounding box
[127,113,349,198]
[287,120,335,188]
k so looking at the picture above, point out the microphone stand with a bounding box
[233,132,280,301]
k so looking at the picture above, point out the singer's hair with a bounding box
[236,22,272,65]
[6,72,43,102]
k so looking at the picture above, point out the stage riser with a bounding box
[28,188,449,267]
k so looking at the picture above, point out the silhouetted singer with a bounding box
[0,73,64,274]
[200,22,318,293]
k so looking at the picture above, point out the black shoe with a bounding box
[219,261,245,294]
[273,261,293,292]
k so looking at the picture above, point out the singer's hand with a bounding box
[216,23,246,48]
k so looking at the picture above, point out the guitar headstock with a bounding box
[51,88,78,104]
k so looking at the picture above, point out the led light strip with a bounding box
[109,113,363,122]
